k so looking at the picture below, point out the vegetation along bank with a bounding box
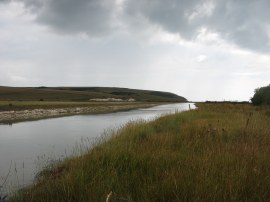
[9,103,270,201]
[0,102,157,124]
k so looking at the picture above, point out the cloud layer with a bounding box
[10,0,270,53]
[1,0,270,101]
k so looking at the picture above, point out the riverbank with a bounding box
[0,102,158,124]
[9,103,270,201]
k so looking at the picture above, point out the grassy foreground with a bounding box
[10,103,270,201]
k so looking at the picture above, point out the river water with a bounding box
[0,103,195,194]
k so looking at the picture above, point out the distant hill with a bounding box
[0,86,187,102]
[251,84,270,105]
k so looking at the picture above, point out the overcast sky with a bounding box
[1,0,270,101]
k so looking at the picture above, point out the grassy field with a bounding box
[9,103,270,201]
[0,101,153,112]
[0,86,187,103]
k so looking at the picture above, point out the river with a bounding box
[0,103,195,194]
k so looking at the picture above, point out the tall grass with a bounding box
[10,103,270,201]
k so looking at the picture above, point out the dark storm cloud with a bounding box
[123,0,200,38]
[16,0,270,52]
[123,0,270,52]
[207,0,270,52]
[18,0,117,35]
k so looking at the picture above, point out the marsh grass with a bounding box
[10,103,270,201]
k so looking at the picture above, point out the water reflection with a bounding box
[0,103,195,193]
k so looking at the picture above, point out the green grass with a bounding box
[9,103,270,201]
[0,101,149,111]
[0,86,187,103]
[0,101,96,108]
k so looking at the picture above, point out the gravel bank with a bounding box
[0,103,157,124]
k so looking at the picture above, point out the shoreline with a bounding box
[9,103,270,201]
[0,103,158,124]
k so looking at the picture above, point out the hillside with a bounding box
[0,86,187,102]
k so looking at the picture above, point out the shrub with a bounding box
[251,85,270,105]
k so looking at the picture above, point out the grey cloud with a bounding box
[21,0,45,11]
[123,0,270,52]
[123,0,200,38]
[19,0,117,36]
[16,0,270,52]
[207,0,270,52]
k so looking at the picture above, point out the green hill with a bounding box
[0,86,187,102]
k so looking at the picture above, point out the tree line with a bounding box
[251,84,270,105]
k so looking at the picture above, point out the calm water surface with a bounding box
[0,103,195,193]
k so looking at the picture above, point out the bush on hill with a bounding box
[251,84,270,105]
